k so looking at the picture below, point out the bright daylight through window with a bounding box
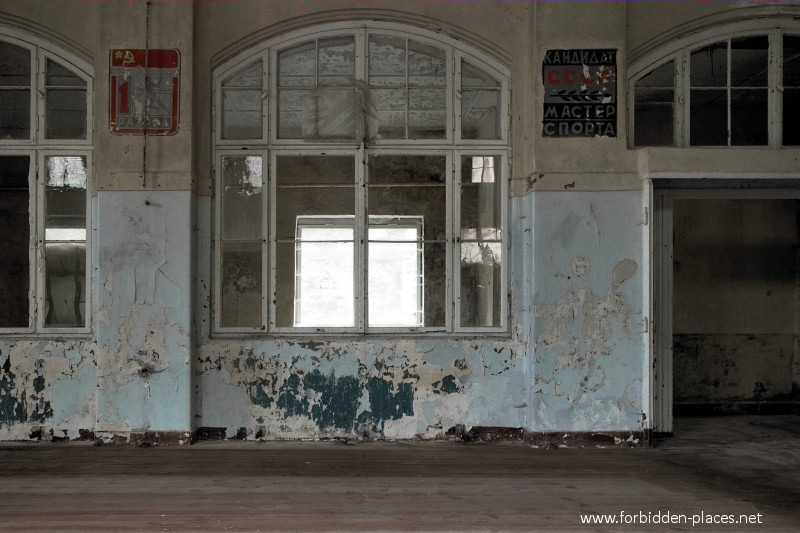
[215,23,508,333]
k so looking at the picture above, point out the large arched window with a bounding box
[213,22,509,334]
[629,21,800,148]
[0,29,92,333]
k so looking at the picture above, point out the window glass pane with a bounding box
[45,156,86,328]
[0,42,31,86]
[373,87,406,139]
[409,86,446,139]
[278,41,315,87]
[223,60,262,88]
[0,156,30,328]
[221,241,262,328]
[690,89,727,146]
[46,156,86,239]
[461,89,499,140]
[368,155,445,185]
[369,36,405,87]
[460,242,502,328]
[277,229,354,328]
[634,88,674,146]
[277,88,306,138]
[731,89,768,146]
[462,61,500,88]
[408,41,446,87]
[635,60,674,89]
[45,88,87,139]
[222,156,262,241]
[731,36,768,87]
[691,41,727,87]
[368,155,446,240]
[45,59,86,87]
[461,156,501,241]
[222,89,262,139]
[318,36,355,82]
[276,155,354,186]
[276,187,355,240]
[45,242,86,327]
[785,36,800,87]
[368,233,422,328]
[782,88,800,146]
[0,89,31,139]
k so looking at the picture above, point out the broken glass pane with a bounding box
[44,242,86,328]
[221,241,262,328]
[0,89,31,139]
[731,89,768,146]
[0,41,31,87]
[46,156,86,240]
[461,156,501,241]
[691,41,727,87]
[731,36,768,87]
[0,156,30,328]
[222,155,262,241]
[460,242,502,328]
[222,90,262,139]
[690,89,727,146]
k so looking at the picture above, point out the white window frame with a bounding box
[628,20,800,149]
[213,21,510,335]
[0,29,93,335]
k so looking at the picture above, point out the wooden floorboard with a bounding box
[0,416,798,531]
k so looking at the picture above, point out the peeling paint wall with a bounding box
[530,191,646,431]
[96,191,192,434]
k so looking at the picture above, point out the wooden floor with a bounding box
[1,416,798,532]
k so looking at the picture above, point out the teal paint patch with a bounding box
[304,371,360,431]
[361,378,413,430]
[440,375,459,394]
[276,374,309,418]
[0,371,25,424]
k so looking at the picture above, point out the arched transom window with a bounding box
[214,22,509,334]
[0,30,92,333]
[630,22,800,148]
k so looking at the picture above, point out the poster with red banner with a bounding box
[110,49,180,135]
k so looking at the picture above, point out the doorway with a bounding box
[651,183,800,434]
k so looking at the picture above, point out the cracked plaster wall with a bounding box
[531,191,646,432]
[96,191,192,434]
